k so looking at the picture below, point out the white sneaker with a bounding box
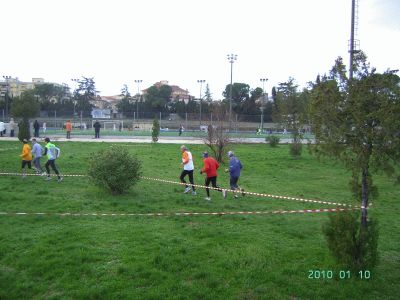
[57,177,63,182]
[222,189,227,199]
[45,176,52,181]
[192,191,197,196]
[184,187,191,193]
[204,197,211,201]
[41,172,47,176]
[234,194,239,199]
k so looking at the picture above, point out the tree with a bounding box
[143,85,172,113]
[310,52,400,228]
[273,78,308,157]
[239,87,263,118]
[116,85,135,117]
[32,83,71,115]
[152,118,160,142]
[310,52,399,269]
[203,105,231,163]
[10,90,40,141]
[204,83,213,102]
[72,77,97,117]
[222,83,250,113]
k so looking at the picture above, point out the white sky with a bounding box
[1,0,399,98]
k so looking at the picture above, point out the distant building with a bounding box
[0,77,64,98]
[143,80,191,102]
[91,95,122,110]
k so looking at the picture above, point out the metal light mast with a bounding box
[349,0,361,79]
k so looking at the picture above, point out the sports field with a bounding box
[0,141,398,299]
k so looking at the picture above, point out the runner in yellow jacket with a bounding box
[20,139,32,178]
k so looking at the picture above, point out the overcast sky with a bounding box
[1,0,399,98]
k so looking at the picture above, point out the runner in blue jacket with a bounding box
[225,151,244,198]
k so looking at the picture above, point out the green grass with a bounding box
[41,128,314,139]
[0,141,398,299]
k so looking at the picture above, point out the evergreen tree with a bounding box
[10,90,40,141]
[310,51,400,228]
[204,83,213,102]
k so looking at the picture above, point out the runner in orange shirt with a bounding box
[200,151,226,201]
[20,139,32,178]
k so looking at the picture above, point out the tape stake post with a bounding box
[0,171,362,209]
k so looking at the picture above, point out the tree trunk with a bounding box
[360,166,369,228]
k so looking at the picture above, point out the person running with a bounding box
[42,122,47,134]
[93,121,101,138]
[20,139,32,178]
[225,151,244,198]
[31,138,45,175]
[179,145,196,195]
[200,151,226,201]
[43,137,62,182]
[65,120,72,139]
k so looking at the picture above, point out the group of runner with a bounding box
[18,139,242,199]
[20,137,62,182]
[180,145,244,201]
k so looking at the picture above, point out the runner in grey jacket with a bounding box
[31,138,45,174]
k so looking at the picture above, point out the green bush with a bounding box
[17,118,31,142]
[152,118,160,142]
[323,212,379,270]
[88,146,142,195]
[266,135,280,147]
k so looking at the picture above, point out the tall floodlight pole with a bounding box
[197,80,205,126]
[260,78,268,131]
[227,54,237,130]
[3,75,11,119]
[349,0,360,79]
[134,80,142,121]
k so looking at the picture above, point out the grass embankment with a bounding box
[0,141,398,299]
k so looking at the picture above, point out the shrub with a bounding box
[17,118,31,142]
[88,146,142,195]
[152,118,160,142]
[323,211,379,270]
[266,135,280,147]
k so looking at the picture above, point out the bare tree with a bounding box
[203,105,231,162]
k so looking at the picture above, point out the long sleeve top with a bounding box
[21,144,32,161]
[201,157,219,178]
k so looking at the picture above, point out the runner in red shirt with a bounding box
[200,151,227,201]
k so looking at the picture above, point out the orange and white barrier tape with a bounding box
[0,171,361,208]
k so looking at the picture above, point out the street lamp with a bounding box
[197,80,205,126]
[259,78,268,132]
[134,80,142,121]
[227,54,237,130]
[3,75,11,120]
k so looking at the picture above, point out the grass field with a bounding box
[38,128,314,140]
[0,141,399,299]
